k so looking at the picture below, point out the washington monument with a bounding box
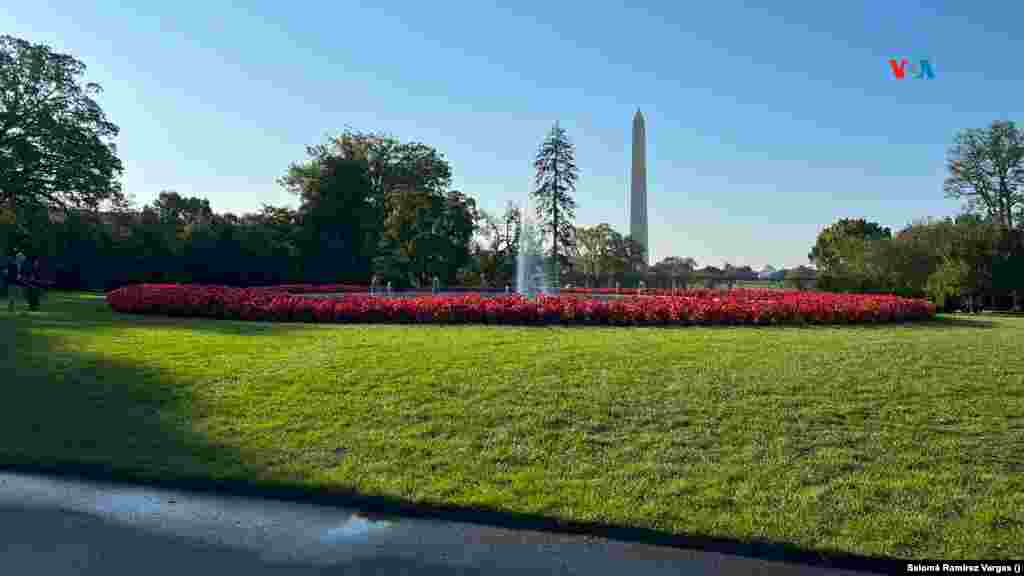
[630,109,648,266]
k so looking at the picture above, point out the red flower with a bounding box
[105,285,937,327]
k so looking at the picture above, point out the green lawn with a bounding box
[3,291,1023,559]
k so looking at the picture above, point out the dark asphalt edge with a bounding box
[0,458,905,574]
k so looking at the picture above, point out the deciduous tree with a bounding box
[944,120,1024,233]
[476,202,521,287]
[809,218,893,292]
[0,35,124,250]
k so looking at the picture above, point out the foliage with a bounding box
[894,215,995,307]
[0,206,15,256]
[571,223,618,286]
[0,35,124,247]
[809,218,892,292]
[567,224,649,287]
[723,263,758,281]
[944,120,1024,232]
[532,122,578,284]
[42,199,306,290]
[925,256,970,311]
[807,211,1015,310]
[474,202,521,288]
[35,128,480,291]
[651,256,697,275]
[280,151,377,282]
[648,256,697,288]
[374,190,479,288]
[809,218,892,267]
[943,215,1001,299]
[827,120,1024,308]
[153,190,213,230]
[571,224,608,285]
[276,129,473,287]
[886,218,950,296]
[323,129,453,202]
[991,249,1024,305]
[784,265,819,291]
[610,233,646,276]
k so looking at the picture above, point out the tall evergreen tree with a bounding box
[531,122,578,287]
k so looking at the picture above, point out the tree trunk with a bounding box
[552,146,559,289]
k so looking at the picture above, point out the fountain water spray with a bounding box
[515,194,554,298]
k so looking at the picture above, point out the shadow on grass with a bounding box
[970,310,1024,318]
[2,315,266,486]
[916,315,997,329]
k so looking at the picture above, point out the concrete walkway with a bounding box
[0,471,880,575]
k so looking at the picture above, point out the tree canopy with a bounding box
[568,223,648,287]
[473,202,521,287]
[1,35,123,219]
[277,130,475,286]
[944,120,1024,232]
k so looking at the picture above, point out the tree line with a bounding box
[21,130,482,290]
[808,120,1024,311]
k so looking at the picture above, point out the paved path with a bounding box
[0,471,879,575]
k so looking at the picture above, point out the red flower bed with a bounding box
[106,284,936,326]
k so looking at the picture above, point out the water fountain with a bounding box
[515,196,556,298]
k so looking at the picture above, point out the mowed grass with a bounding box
[3,292,1023,559]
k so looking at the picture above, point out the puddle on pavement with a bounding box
[320,513,393,543]
[92,492,170,519]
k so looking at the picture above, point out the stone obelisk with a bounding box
[630,109,648,266]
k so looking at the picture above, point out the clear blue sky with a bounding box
[5,1,1023,268]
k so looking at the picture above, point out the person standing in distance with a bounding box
[7,252,25,311]
[1,253,10,305]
